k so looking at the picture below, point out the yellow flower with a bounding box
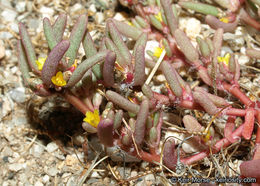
[127,21,133,26]
[202,130,211,142]
[51,71,67,87]
[217,53,231,66]
[35,57,47,70]
[83,109,100,128]
[219,17,229,23]
[153,46,164,58]
[72,60,77,68]
[154,12,163,23]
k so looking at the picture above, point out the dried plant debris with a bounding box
[1,0,260,185]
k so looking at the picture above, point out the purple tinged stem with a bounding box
[103,51,116,87]
[41,40,70,87]
[161,61,183,97]
[134,98,149,146]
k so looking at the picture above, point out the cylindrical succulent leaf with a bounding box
[66,50,109,87]
[52,14,67,43]
[103,51,116,87]
[114,110,123,129]
[41,40,70,87]
[240,159,260,178]
[196,36,211,57]
[106,90,140,114]
[161,0,178,35]
[97,119,114,147]
[43,17,57,50]
[107,20,131,66]
[82,32,102,79]
[112,19,142,40]
[134,98,149,145]
[161,61,183,97]
[65,15,88,67]
[193,91,218,115]
[142,84,153,99]
[19,23,40,74]
[149,15,163,31]
[163,139,177,171]
[162,38,172,57]
[133,45,145,86]
[18,40,31,86]
[105,38,127,68]
[205,15,238,33]
[133,33,147,57]
[178,1,220,16]
[174,29,199,63]
[183,115,204,133]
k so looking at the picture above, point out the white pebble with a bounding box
[42,175,50,183]
[95,12,105,24]
[1,10,17,22]
[46,142,59,153]
[238,55,250,65]
[39,6,54,19]
[35,181,44,186]
[16,2,26,13]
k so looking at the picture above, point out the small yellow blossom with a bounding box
[51,71,67,87]
[83,109,100,128]
[202,130,211,142]
[72,60,78,68]
[219,17,229,23]
[153,46,164,58]
[35,57,47,70]
[127,21,133,26]
[154,12,163,23]
[217,53,231,66]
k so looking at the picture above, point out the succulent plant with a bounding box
[18,0,260,182]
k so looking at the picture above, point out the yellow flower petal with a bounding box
[155,12,163,23]
[127,21,133,26]
[153,46,164,58]
[72,60,78,68]
[83,109,100,128]
[217,53,230,66]
[202,130,211,142]
[35,57,47,70]
[51,71,67,87]
[219,17,229,23]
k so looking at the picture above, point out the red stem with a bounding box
[181,124,243,165]
[63,91,91,114]
[222,82,254,107]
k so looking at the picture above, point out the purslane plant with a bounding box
[18,0,260,182]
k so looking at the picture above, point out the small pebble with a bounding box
[39,6,54,18]
[30,144,45,158]
[238,55,250,65]
[46,167,58,177]
[65,155,78,166]
[16,2,26,13]
[42,175,50,183]
[1,10,17,22]
[9,87,26,103]
[95,12,105,24]
[0,43,5,59]
[8,163,24,172]
[46,142,58,153]
[35,181,44,186]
